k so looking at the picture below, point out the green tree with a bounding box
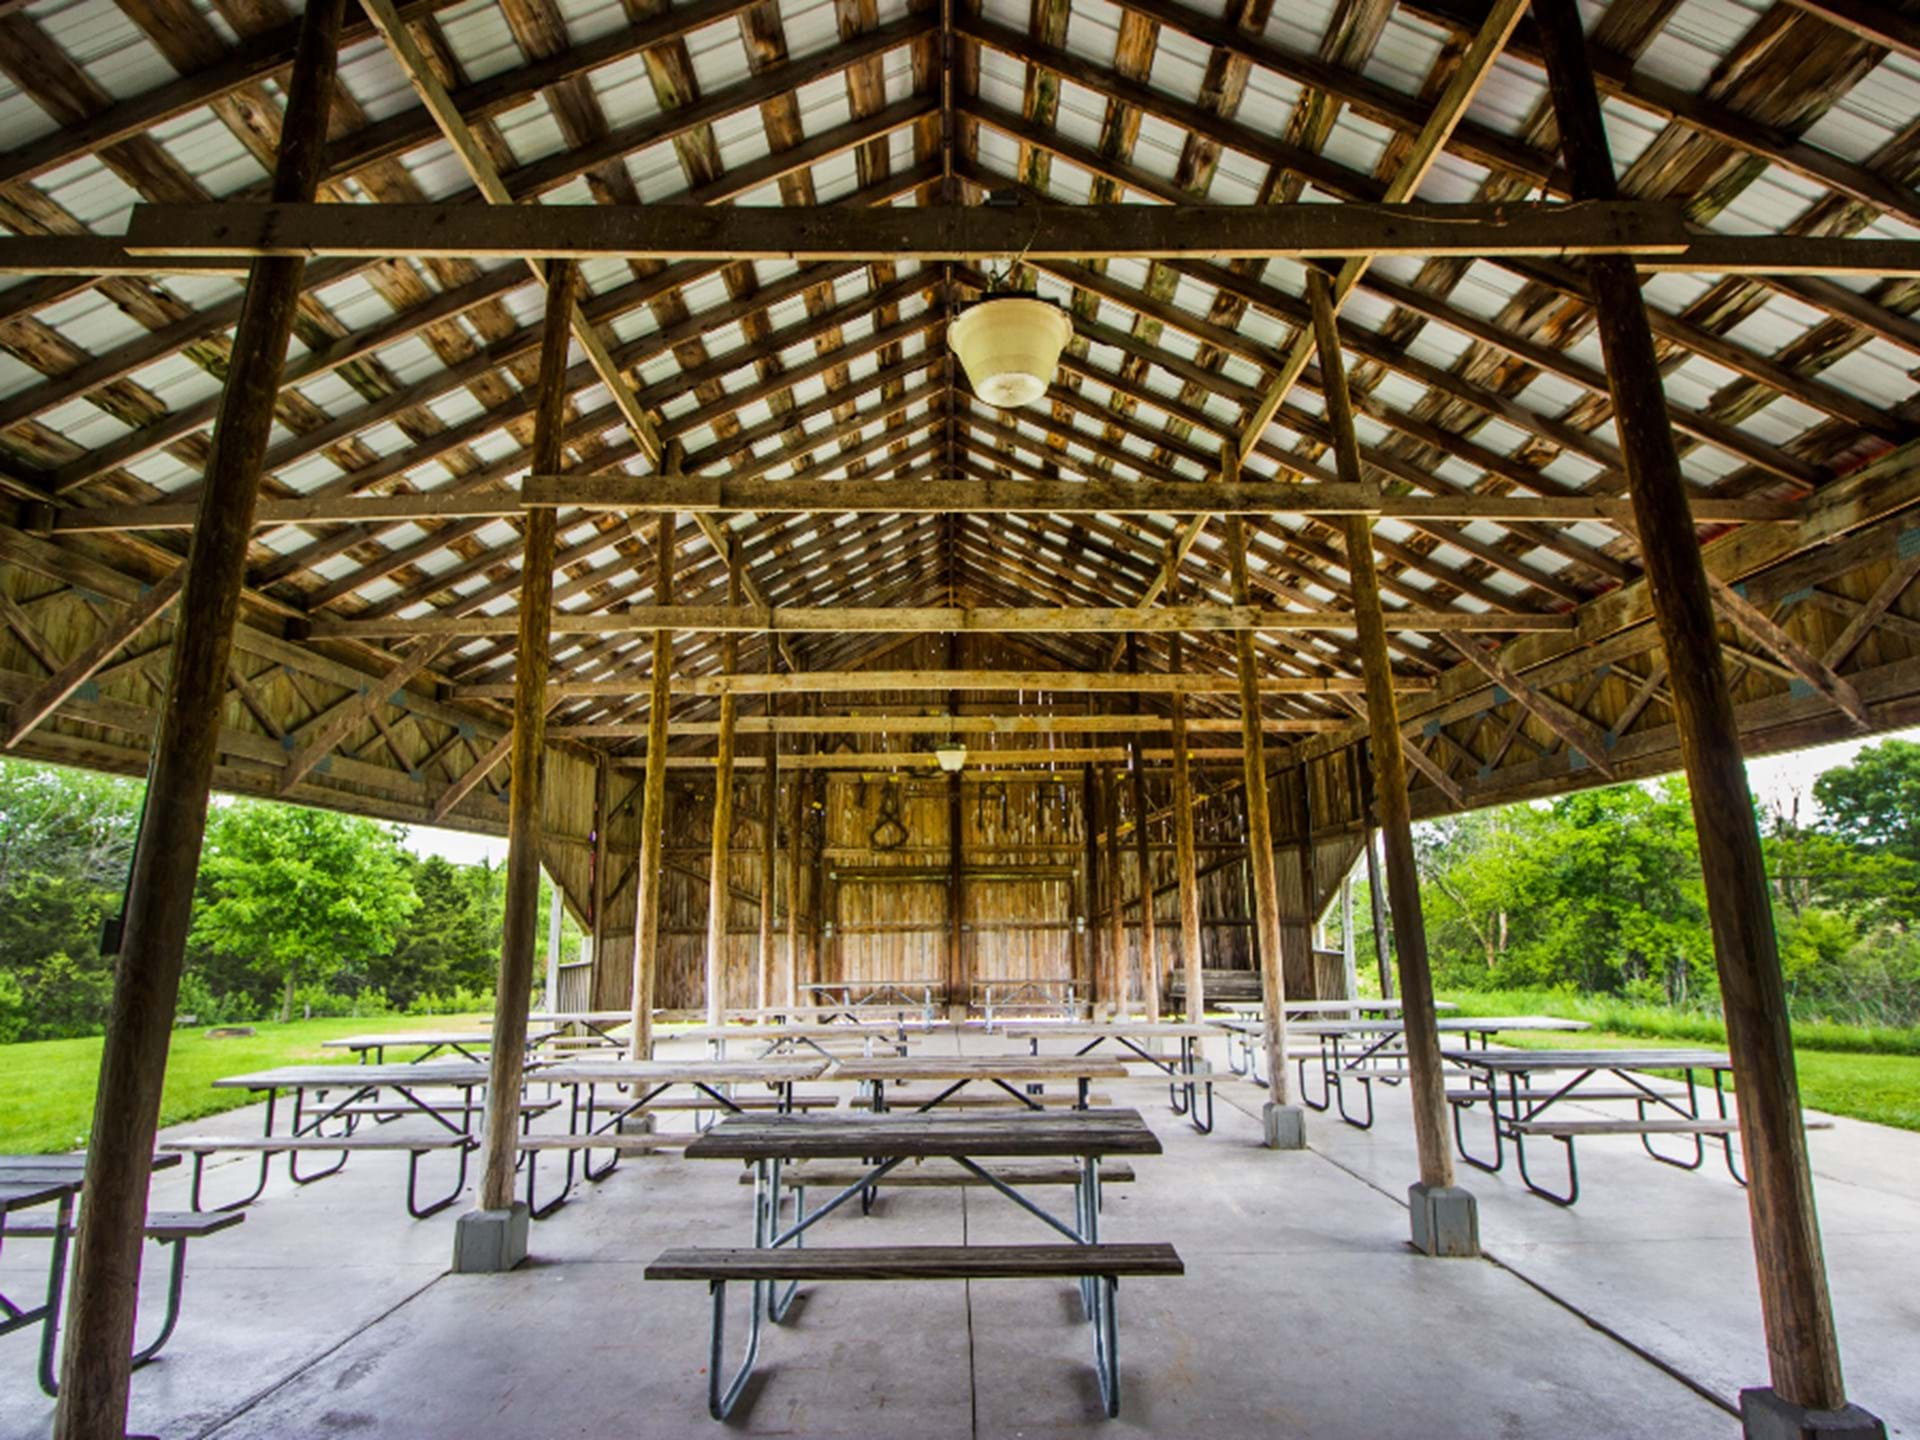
[0,759,141,1039]
[364,853,504,1006]
[190,802,420,1021]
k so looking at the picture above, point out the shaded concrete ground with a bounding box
[1,1025,1910,1438]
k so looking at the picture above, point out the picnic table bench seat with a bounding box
[3,1204,245,1392]
[647,1241,1181,1282]
[160,1132,475,1218]
[845,1091,1113,1111]
[648,1242,1181,1418]
[739,1157,1137,1188]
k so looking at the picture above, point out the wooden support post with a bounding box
[1310,267,1456,1208]
[630,516,675,1059]
[50,0,346,1429]
[589,754,610,999]
[1533,0,1867,1418]
[946,632,965,1009]
[705,540,741,1027]
[1225,481,1296,1125]
[473,261,576,1224]
[1126,635,1160,1021]
[1356,743,1396,999]
[1169,629,1205,1022]
[784,689,805,1007]
[1079,767,1099,1011]
[758,642,778,1014]
[1281,762,1316,1000]
[1102,761,1125,1018]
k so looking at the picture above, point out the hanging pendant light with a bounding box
[934,739,967,773]
[949,297,1073,409]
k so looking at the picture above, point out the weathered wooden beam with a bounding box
[4,565,184,747]
[311,604,1574,639]
[49,0,348,1432]
[704,538,741,1028]
[124,199,1687,261]
[1224,462,1296,1128]
[277,637,451,795]
[1127,635,1160,1022]
[520,472,1794,522]
[630,515,674,1059]
[1821,550,1920,671]
[473,260,574,1225]
[0,238,248,276]
[1168,625,1205,1023]
[1533,0,1860,1416]
[1707,577,1871,733]
[457,669,1430,699]
[1444,635,1618,778]
[1646,234,1920,278]
[552,713,1337,736]
[1313,267,1460,1224]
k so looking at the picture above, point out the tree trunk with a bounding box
[282,970,295,1024]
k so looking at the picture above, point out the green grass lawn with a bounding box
[0,1014,492,1154]
[1442,993,1920,1133]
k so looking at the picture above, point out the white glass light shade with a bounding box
[949,298,1073,409]
[934,740,967,773]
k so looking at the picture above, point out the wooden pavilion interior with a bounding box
[0,0,1915,1430]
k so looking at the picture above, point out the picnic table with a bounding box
[798,980,941,1024]
[0,1152,227,1396]
[1443,1047,1767,1204]
[973,977,1086,1027]
[652,1108,1175,1418]
[527,1011,633,1052]
[1214,1000,1458,1079]
[321,1029,549,1065]
[1003,1022,1224,1133]
[829,1053,1128,1113]
[1287,1017,1590,1129]
[170,1062,491,1214]
[671,1021,914,1063]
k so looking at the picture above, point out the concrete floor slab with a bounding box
[1,1027,1908,1438]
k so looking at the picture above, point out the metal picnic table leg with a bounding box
[1450,1066,1506,1173]
[1637,1064,1708,1173]
[32,1189,74,1397]
[1509,1069,1580,1206]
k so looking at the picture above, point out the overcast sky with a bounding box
[391,726,1920,866]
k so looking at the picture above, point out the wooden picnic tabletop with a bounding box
[682,1107,1163,1161]
[0,1153,181,1178]
[1220,999,1458,1013]
[670,1024,912,1043]
[0,1179,76,1211]
[1290,1016,1590,1036]
[212,1062,490,1089]
[827,1054,1130,1084]
[320,1030,511,1050]
[1442,1047,1730,1070]
[1000,1022,1219,1040]
[529,1058,830,1086]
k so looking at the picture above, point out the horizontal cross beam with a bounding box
[454,669,1432,698]
[122,199,1688,261]
[306,604,1573,639]
[522,475,1796,523]
[549,713,1343,736]
[43,482,1797,532]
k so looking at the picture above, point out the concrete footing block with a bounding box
[451,1203,530,1274]
[1741,1389,1886,1440]
[1408,1182,1480,1257]
[1263,1103,1307,1150]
